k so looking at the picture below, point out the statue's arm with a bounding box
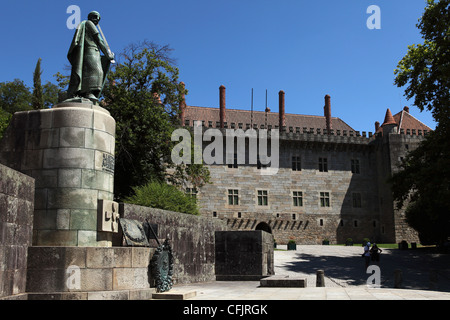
[86,21,114,60]
[93,33,114,60]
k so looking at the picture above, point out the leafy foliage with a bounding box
[103,41,210,200]
[102,41,187,199]
[392,0,450,245]
[125,180,199,215]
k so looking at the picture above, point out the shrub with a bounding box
[125,180,199,215]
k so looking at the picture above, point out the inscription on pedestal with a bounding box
[102,153,115,174]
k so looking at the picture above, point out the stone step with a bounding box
[27,288,155,300]
[260,275,307,287]
[152,290,197,300]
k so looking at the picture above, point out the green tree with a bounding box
[32,58,44,109]
[102,41,207,200]
[0,79,32,114]
[43,81,61,108]
[392,0,450,246]
[0,79,32,138]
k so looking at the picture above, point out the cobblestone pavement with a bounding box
[172,245,450,300]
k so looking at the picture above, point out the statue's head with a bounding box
[88,11,101,25]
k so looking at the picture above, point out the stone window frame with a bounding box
[227,189,239,205]
[257,189,268,206]
[319,191,331,207]
[186,187,198,199]
[292,190,303,207]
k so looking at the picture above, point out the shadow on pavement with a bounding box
[280,247,450,291]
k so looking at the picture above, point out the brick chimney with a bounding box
[219,85,226,128]
[324,94,332,134]
[279,90,285,129]
[375,121,380,132]
[179,82,186,126]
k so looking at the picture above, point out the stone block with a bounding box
[56,209,70,229]
[87,290,128,300]
[70,209,97,231]
[52,107,94,129]
[27,246,87,270]
[20,149,43,171]
[57,169,82,188]
[32,169,58,188]
[131,247,152,268]
[81,268,113,291]
[43,148,95,170]
[85,129,113,153]
[33,209,57,230]
[93,110,116,135]
[260,275,307,287]
[26,109,53,130]
[34,230,78,246]
[77,230,100,246]
[47,188,98,210]
[86,247,114,268]
[59,127,85,148]
[112,268,150,290]
[112,247,132,268]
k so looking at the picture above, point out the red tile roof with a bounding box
[184,105,356,132]
[393,108,433,133]
[375,107,433,134]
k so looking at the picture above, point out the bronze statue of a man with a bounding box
[67,11,115,102]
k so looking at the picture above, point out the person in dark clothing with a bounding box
[370,243,382,263]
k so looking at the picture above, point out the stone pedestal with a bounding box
[26,246,154,300]
[0,100,117,246]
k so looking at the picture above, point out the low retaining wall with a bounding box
[120,203,228,284]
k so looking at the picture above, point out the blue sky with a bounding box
[0,0,435,132]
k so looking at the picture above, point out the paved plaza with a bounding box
[173,245,450,300]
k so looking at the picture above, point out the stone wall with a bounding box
[0,163,34,299]
[198,135,381,245]
[120,204,228,284]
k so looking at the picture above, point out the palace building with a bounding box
[179,85,432,245]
